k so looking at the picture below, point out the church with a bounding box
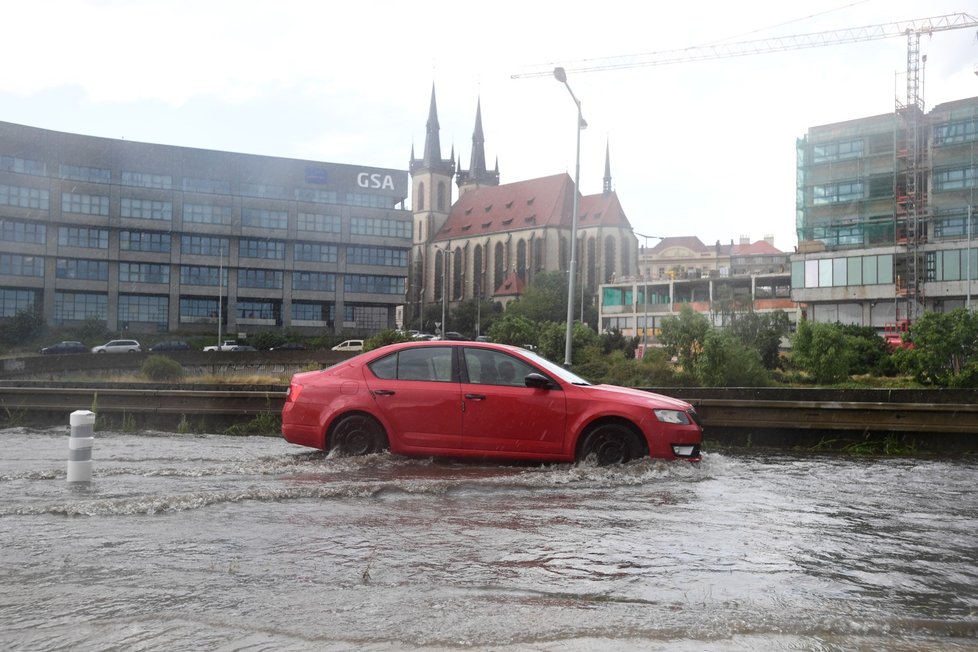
[408,87,638,328]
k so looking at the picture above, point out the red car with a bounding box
[281,341,702,465]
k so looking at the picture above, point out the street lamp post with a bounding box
[554,66,587,367]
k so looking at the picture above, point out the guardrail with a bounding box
[0,383,976,451]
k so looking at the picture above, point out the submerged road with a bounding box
[2,427,977,650]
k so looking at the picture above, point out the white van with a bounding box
[331,339,364,352]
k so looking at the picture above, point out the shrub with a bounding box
[694,330,770,387]
[142,355,184,381]
[365,330,413,351]
[791,320,853,384]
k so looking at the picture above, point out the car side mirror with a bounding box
[524,373,554,390]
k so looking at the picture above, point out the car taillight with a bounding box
[286,383,303,403]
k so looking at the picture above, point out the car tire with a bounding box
[329,414,389,456]
[578,424,644,465]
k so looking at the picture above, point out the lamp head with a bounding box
[553,67,567,83]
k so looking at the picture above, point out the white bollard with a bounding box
[67,410,96,483]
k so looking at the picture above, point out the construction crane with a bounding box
[513,13,978,323]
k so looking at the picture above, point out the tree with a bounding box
[364,330,413,351]
[727,310,790,369]
[658,305,710,371]
[487,313,539,348]
[694,330,770,387]
[450,298,499,338]
[536,321,597,366]
[506,271,568,324]
[791,320,854,384]
[898,309,978,386]
[0,308,45,348]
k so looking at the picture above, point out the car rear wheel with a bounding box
[578,424,644,465]
[329,414,389,456]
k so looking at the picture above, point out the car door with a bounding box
[459,348,566,455]
[363,346,462,452]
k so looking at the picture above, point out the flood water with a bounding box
[1,427,977,651]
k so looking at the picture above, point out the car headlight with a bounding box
[654,409,690,425]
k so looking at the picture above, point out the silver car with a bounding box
[91,339,141,353]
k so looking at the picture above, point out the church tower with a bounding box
[456,98,499,196]
[409,85,455,326]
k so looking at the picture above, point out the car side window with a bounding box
[463,349,535,387]
[369,347,455,382]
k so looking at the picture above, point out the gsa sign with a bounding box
[357,172,396,190]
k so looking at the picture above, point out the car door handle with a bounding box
[464,393,486,400]
[372,389,395,396]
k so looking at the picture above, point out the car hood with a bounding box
[579,383,694,411]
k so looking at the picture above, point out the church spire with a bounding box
[411,84,454,177]
[603,139,612,197]
[456,97,499,192]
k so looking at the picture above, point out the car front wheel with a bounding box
[578,424,644,465]
[329,414,389,456]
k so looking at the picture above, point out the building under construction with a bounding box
[791,95,978,328]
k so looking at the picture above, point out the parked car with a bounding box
[91,339,141,353]
[149,340,191,352]
[441,331,469,340]
[282,341,702,465]
[39,341,87,355]
[270,342,307,351]
[331,339,364,352]
[203,340,239,352]
[229,345,257,352]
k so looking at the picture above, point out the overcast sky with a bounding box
[3,0,976,252]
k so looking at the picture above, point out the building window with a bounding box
[926,249,978,282]
[241,183,287,199]
[934,166,977,192]
[184,203,232,225]
[180,235,228,256]
[55,291,107,321]
[344,274,405,295]
[350,217,411,238]
[0,184,49,210]
[237,300,279,320]
[1,155,46,176]
[119,262,169,284]
[179,297,219,320]
[118,294,168,324]
[0,288,37,317]
[346,245,407,267]
[56,258,108,281]
[343,304,388,330]
[0,254,43,277]
[238,269,283,289]
[239,239,285,259]
[0,219,46,244]
[934,208,977,240]
[58,227,108,249]
[292,301,333,322]
[121,171,172,189]
[297,212,342,233]
[294,188,337,204]
[346,193,396,209]
[292,271,335,291]
[241,208,287,229]
[294,243,337,263]
[120,230,171,253]
[934,119,978,146]
[180,265,222,286]
[812,138,864,163]
[813,181,864,205]
[62,192,109,216]
[183,177,231,194]
[121,198,172,220]
[797,254,893,288]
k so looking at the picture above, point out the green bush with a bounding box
[694,330,770,387]
[364,329,413,351]
[791,320,854,384]
[142,355,184,381]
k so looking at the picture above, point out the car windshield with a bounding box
[519,348,591,386]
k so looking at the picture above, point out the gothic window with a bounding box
[437,181,446,211]
[586,237,597,290]
[473,245,484,298]
[517,239,527,281]
[452,247,463,300]
[494,241,505,292]
[560,237,568,271]
[417,182,425,211]
[434,249,444,301]
[621,238,631,277]
[604,236,617,282]
[533,238,543,271]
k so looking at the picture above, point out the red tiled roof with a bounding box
[578,191,632,229]
[435,173,574,241]
[731,240,783,255]
[494,270,525,296]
